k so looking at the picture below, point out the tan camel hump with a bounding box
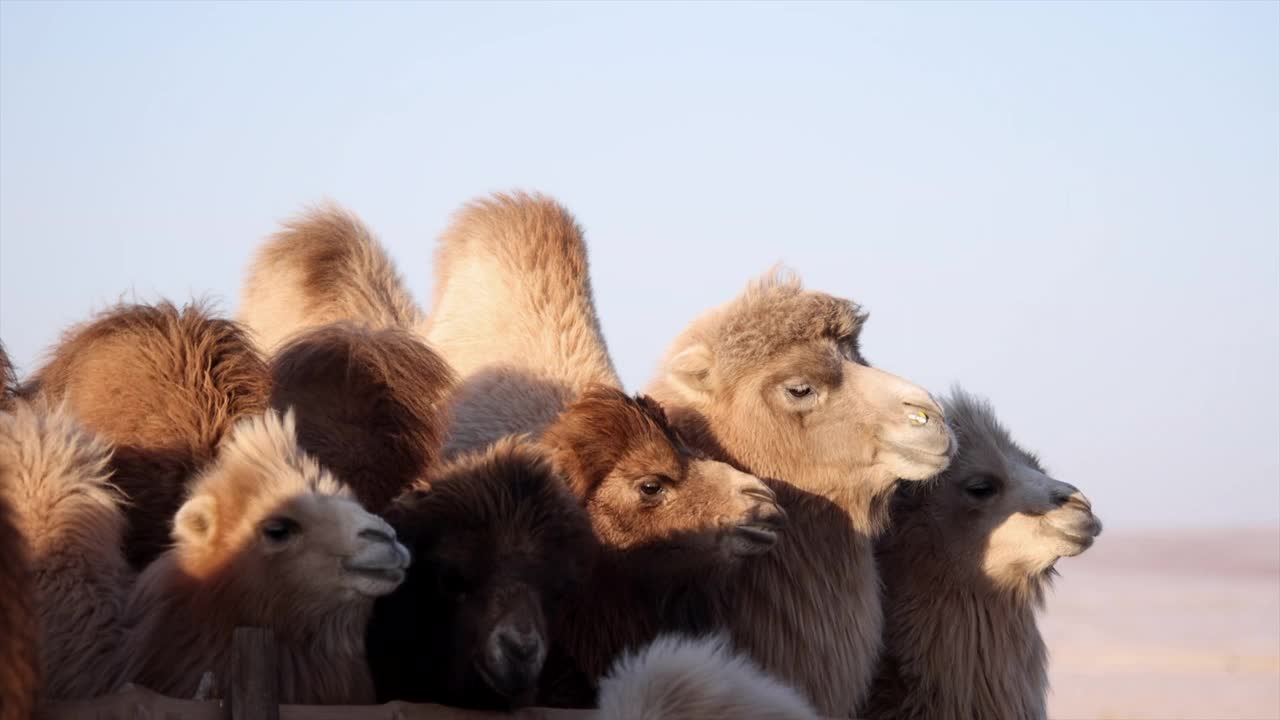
[21,300,270,568]
[269,322,456,512]
[425,191,620,393]
[0,399,131,701]
[597,634,820,720]
[240,202,425,354]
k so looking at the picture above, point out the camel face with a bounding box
[928,390,1102,588]
[368,439,596,709]
[543,387,786,564]
[171,410,410,605]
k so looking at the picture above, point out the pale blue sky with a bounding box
[1,1,1276,530]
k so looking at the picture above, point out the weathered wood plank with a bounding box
[230,627,279,720]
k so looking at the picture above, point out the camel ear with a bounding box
[173,495,218,548]
[666,343,715,397]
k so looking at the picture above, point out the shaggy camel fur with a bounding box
[0,461,38,719]
[0,400,130,701]
[240,203,426,354]
[646,270,955,716]
[864,389,1102,720]
[0,341,17,407]
[424,192,621,454]
[115,409,411,704]
[22,301,270,568]
[269,322,456,512]
[367,437,597,710]
[597,634,819,720]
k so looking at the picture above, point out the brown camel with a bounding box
[597,634,820,720]
[21,301,271,568]
[240,203,426,354]
[645,270,955,716]
[0,399,130,701]
[366,437,598,710]
[268,322,456,512]
[114,409,411,703]
[863,389,1103,720]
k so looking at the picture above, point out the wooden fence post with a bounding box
[230,626,280,720]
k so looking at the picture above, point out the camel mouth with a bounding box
[473,655,538,699]
[343,564,407,594]
[882,440,954,480]
[731,524,780,553]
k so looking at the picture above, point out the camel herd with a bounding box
[0,192,1103,720]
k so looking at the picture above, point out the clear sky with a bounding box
[1,1,1276,530]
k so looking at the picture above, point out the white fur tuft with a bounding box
[598,634,819,720]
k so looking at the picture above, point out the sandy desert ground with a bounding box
[1042,527,1280,720]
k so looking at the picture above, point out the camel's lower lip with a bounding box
[345,565,405,585]
[473,656,533,698]
[733,524,780,548]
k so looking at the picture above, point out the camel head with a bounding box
[651,270,954,501]
[898,389,1102,594]
[171,410,411,614]
[371,438,596,709]
[542,386,786,565]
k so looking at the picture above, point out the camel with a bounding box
[0,341,17,407]
[114,408,411,703]
[597,634,820,720]
[366,436,598,710]
[644,270,956,716]
[268,322,457,512]
[21,301,271,568]
[863,389,1103,720]
[240,203,426,354]
[0,399,130,701]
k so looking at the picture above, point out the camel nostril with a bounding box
[902,401,942,429]
[740,485,777,504]
[749,500,787,529]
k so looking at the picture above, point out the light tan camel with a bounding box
[863,389,1102,720]
[0,399,130,701]
[114,409,411,703]
[21,301,271,568]
[240,203,426,354]
[597,633,820,720]
[645,270,955,716]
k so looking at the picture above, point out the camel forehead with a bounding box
[706,287,864,373]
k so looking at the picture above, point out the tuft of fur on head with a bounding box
[21,300,270,568]
[598,634,819,720]
[0,340,18,407]
[270,322,456,512]
[368,436,597,710]
[668,268,867,386]
[0,399,131,700]
[240,203,425,354]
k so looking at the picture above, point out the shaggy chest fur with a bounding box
[720,484,883,718]
[864,567,1048,720]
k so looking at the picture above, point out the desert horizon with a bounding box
[1043,526,1280,720]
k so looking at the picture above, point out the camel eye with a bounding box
[786,384,814,399]
[261,517,299,544]
[638,477,669,498]
[964,475,999,500]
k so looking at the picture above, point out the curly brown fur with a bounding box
[598,634,819,720]
[115,409,409,704]
[269,322,456,512]
[240,203,426,354]
[367,437,597,710]
[646,269,955,716]
[425,192,621,454]
[864,389,1102,720]
[22,301,270,568]
[0,341,17,409]
[0,469,38,719]
[0,400,131,701]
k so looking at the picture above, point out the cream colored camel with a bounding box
[645,270,955,716]
[863,389,1102,720]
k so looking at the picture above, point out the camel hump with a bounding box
[241,202,425,353]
